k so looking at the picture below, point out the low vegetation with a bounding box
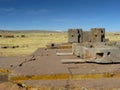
[106,32,120,42]
[0,31,119,56]
[0,32,67,56]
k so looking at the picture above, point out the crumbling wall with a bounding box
[72,43,120,63]
[68,29,83,43]
[68,28,105,43]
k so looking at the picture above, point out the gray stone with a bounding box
[68,28,105,43]
[68,28,83,43]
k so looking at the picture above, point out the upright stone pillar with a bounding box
[90,28,105,42]
[68,28,83,43]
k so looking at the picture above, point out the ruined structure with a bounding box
[68,28,105,43]
[70,42,120,64]
[2,34,14,38]
[68,28,83,43]
[0,28,120,89]
[61,28,120,64]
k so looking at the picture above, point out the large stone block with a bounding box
[72,43,120,63]
[90,28,105,42]
[68,28,83,43]
[83,31,91,42]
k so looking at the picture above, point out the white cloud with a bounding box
[0,8,15,14]
[0,8,49,15]
[55,30,63,32]
[54,19,67,22]
[0,8,14,12]
[26,9,49,15]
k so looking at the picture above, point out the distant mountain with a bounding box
[0,30,62,33]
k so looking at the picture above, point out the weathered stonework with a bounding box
[68,28,83,43]
[68,28,105,43]
[72,43,120,63]
[90,28,105,42]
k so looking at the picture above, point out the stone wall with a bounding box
[68,28,105,43]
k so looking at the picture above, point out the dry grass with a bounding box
[0,32,67,56]
[106,32,120,42]
[0,32,119,56]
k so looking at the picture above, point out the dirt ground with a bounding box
[0,48,120,89]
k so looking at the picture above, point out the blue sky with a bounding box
[0,0,120,31]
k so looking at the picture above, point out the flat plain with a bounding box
[0,31,67,56]
[0,31,120,56]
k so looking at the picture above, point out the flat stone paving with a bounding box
[0,48,120,88]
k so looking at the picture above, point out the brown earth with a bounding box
[0,48,120,89]
[0,82,27,90]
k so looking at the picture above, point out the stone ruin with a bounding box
[47,28,106,49]
[61,28,120,64]
[68,28,105,43]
